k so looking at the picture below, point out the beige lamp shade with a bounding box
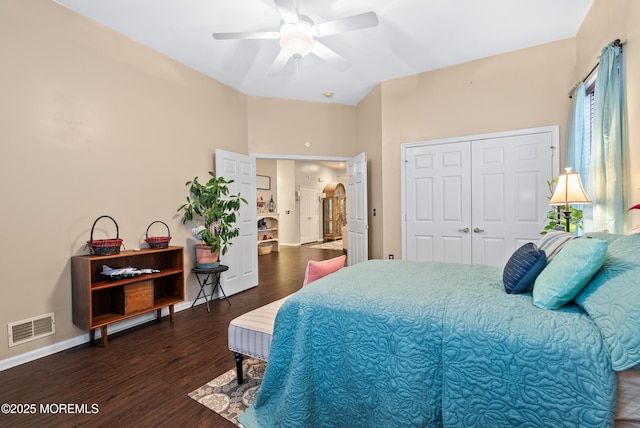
[549,167,591,206]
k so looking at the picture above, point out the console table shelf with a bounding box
[90,297,182,328]
[71,246,185,346]
[89,268,183,290]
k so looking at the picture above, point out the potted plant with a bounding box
[178,172,247,267]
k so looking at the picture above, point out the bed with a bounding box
[238,232,640,427]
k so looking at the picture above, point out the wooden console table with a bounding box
[71,247,185,346]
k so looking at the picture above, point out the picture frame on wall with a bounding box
[257,175,271,190]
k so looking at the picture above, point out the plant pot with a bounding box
[195,244,220,268]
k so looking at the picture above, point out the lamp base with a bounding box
[561,210,571,232]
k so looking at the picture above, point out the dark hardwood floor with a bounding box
[0,246,343,428]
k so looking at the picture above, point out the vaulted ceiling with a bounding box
[53,0,594,105]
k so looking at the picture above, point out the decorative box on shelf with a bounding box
[113,280,154,315]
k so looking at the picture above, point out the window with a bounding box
[575,41,625,233]
[583,80,595,166]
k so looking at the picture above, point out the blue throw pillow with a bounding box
[574,233,640,370]
[533,238,608,310]
[503,243,547,294]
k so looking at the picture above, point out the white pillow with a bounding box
[536,230,576,261]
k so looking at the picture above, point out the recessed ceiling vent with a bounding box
[8,313,55,347]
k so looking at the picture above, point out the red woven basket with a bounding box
[145,220,171,249]
[87,215,123,256]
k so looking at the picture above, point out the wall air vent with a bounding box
[8,313,55,347]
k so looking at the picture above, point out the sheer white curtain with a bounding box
[565,83,591,230]
[566,83,587,172]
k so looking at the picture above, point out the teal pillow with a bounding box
[582,231,625,243]
[574,233,640,370]
[533,238,608,310]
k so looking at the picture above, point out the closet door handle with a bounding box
[473,227,485,233]
[458,228,470,233]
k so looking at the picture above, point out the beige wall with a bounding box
[374,0,640,258]
[378,39,575,258]
[256,159,278,203]
[0,0,249,361]
[355,85,383,259]
[247,96,356,156]
[575,0,640,228]
[276,160,297,244]
[0,0,359,364]
[625,2,640,228]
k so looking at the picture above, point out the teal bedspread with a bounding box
[239,260,615,427]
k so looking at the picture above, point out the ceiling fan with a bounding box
[212,0,378,73]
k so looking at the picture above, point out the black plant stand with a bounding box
[191,264,230,311]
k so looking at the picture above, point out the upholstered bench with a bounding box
[228,295,291,384]
[228,254,346,384]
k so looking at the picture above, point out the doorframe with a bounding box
[400,125,560,259]
[252,154,352,246]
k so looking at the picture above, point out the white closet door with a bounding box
[404,142,472,263]
[403,126,558,266]
[471,133,554,266]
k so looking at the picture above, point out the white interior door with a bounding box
[404,142,472,263]
[299,185,319,244]
[471,132,554,266]
[215,149,258,295]
[347,152,368,265]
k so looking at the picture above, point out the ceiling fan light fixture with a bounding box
[280,22,315,59]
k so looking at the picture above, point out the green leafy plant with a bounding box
[541,178,584,235]
[178,172,248,255]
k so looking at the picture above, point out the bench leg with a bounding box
[234,352,244,385]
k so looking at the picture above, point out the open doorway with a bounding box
[256,158,347,248]
[217,150,367,299]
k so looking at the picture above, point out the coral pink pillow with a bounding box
[303,255,346,286]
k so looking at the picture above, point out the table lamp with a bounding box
[549,167,591,232]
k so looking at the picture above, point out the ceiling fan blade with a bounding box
[268,49,291,75]
[316,11,378,36]
[311,41,349,71]
[274,0,298,23]
[212,31,280,40]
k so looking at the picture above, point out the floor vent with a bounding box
[8,313,55,347]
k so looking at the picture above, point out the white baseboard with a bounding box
[0,300,195,372]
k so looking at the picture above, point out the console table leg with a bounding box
[90,329,95,345]
[169,305,175,322]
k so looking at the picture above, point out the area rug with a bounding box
[309,239,342,250]
[189,358,265,427]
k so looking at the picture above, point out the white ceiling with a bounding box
[53,0,594,105]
